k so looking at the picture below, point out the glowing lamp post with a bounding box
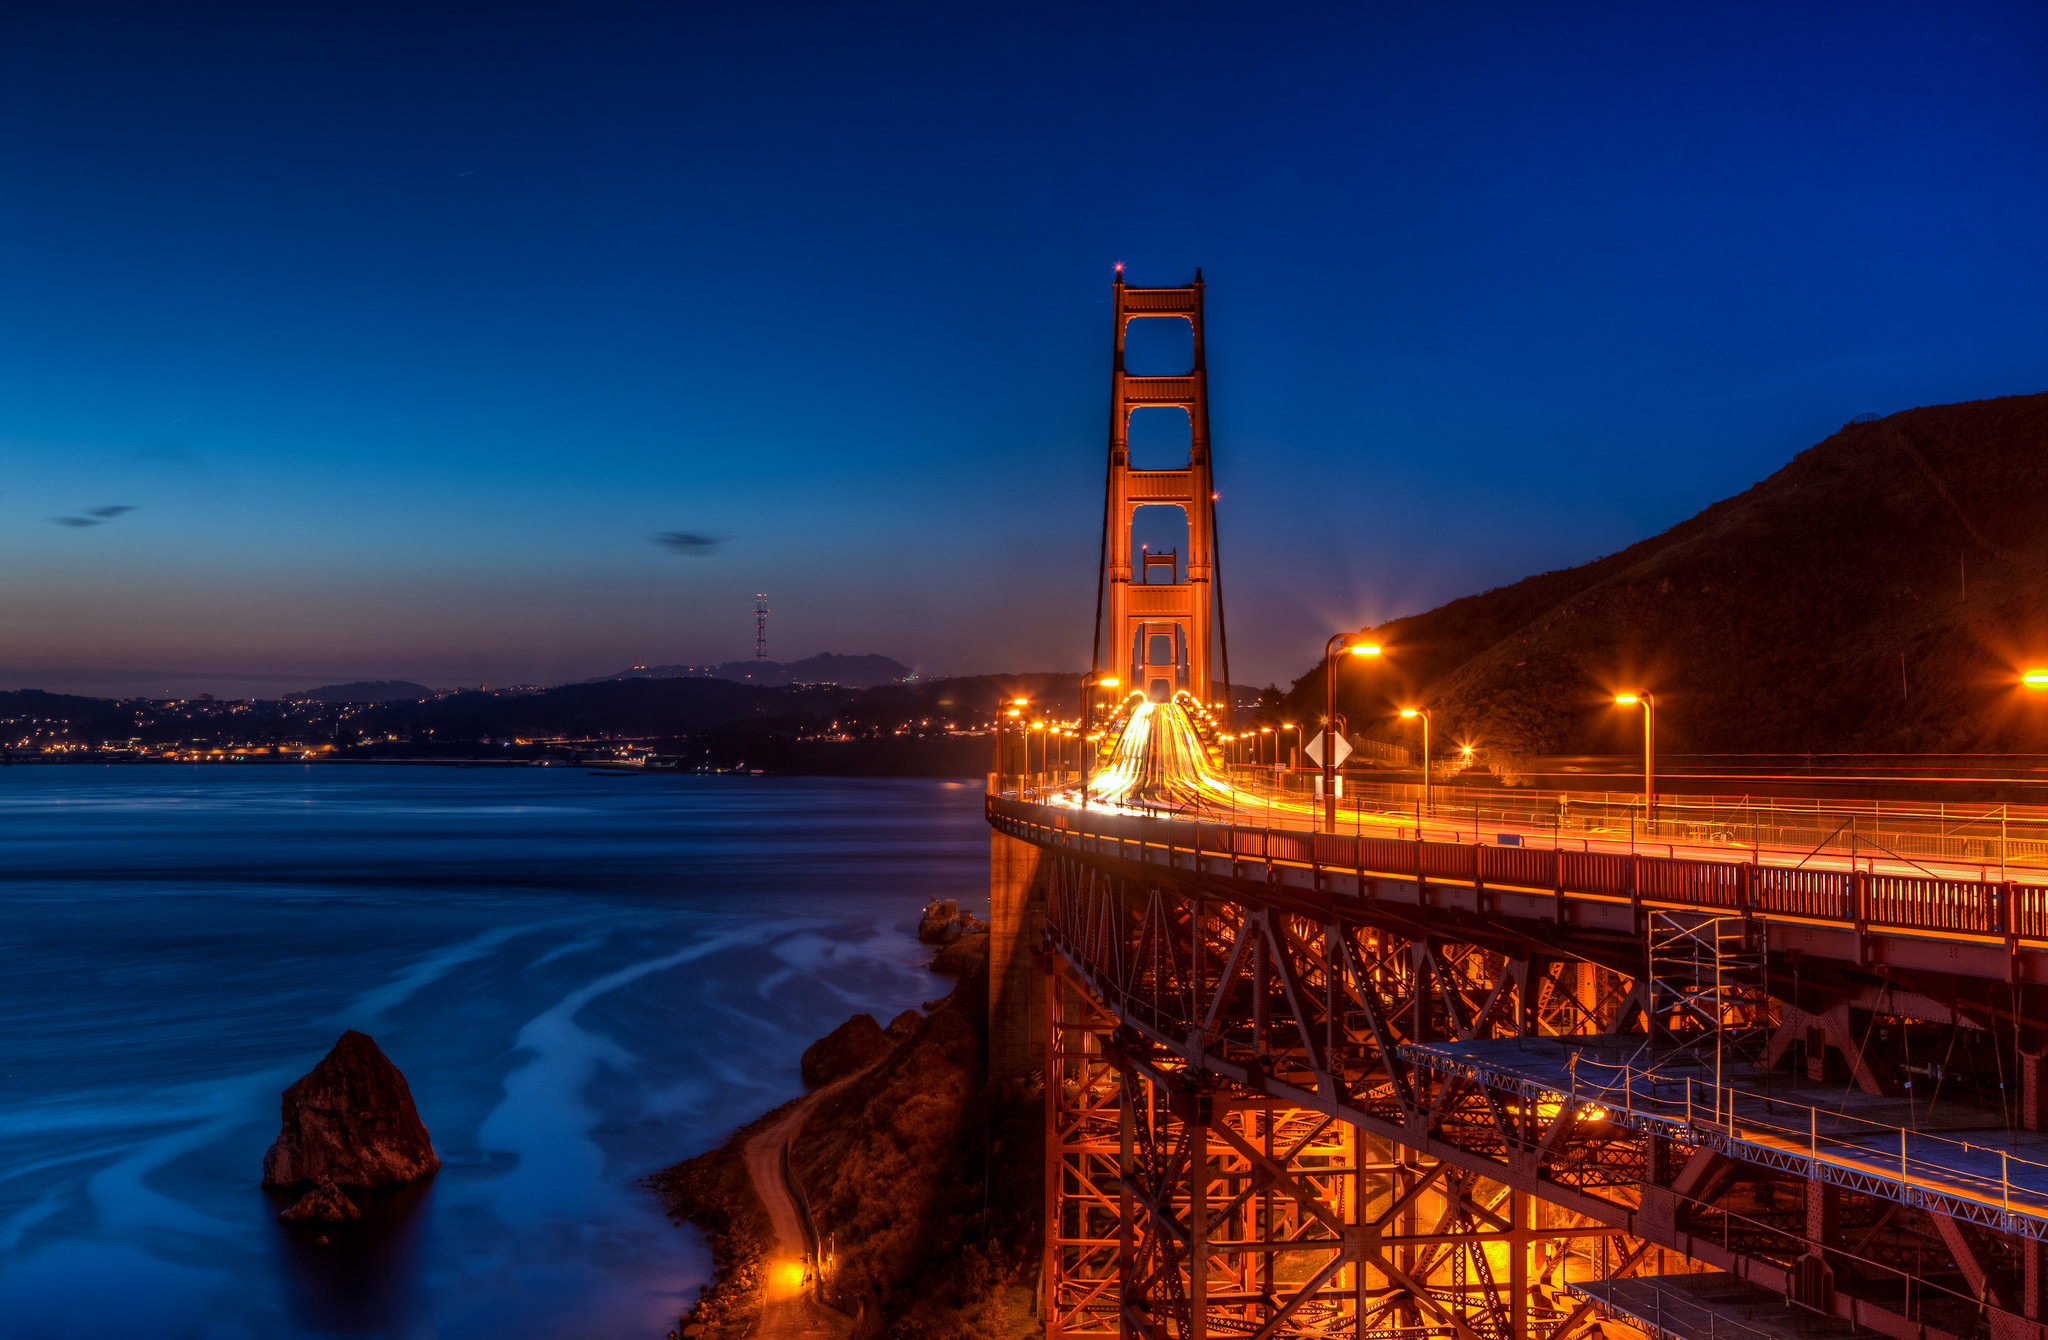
[2026,672,2048,688]
[1081,675,1119,809]
[1004,699,1029,791]
[1614,693,1656,818]
[1259,725,1274,767]
[1320,636,1381,832]
[1399,708,1432,814]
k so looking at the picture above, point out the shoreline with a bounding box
[648,918,1034,1340]
[643,1095,796,1340]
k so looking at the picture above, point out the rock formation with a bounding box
[883,1008,923,1042]
[799,1013,892,1086]
[276,1176,362,1224]
[929,930,990,976]
[917,897,988,945]
[263,1029,439,1223]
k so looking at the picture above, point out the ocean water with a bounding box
[0,765,989,1339]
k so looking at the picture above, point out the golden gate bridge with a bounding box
[986,269,2048,1340]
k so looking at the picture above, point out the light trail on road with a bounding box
[1041,698,2032,888]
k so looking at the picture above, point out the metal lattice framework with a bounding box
[1038,849,1654,1340]
[1005,795,2048,1340]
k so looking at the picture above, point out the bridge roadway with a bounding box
[993,789,2048,990]
[996,699,2048,1340]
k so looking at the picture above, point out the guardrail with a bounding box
[988,794,2048,943]
[1405,1042,2048,1239]
[999,762,2048,879]
[1555,1054,2048,1225]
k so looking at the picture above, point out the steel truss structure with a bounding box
[1012,802,2048,1340]
[1039,851,1656,1339]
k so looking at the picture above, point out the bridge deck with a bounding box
[1569,1273,1880,1340]
[1403,1036,2048,1237]
[991,794,2048,983]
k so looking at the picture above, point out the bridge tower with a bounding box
[1101,268,1219,706]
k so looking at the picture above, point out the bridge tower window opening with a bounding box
[1132,623,1187,702]
[1119,314,1194,378]
[1125,404,1192,470]
[1129,503,1187,581]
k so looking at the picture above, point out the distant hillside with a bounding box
[1289,392,2048,756]
[285,681,433,703]
[585,653,913,690]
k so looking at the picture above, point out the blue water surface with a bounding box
[0,765,989,1339]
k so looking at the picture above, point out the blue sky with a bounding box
[2,1,2043,697]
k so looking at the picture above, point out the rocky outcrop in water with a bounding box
[800,1013,892,1086]
[918,898,987,945]
[263,1030,439,1221]
[276,1175,362,1224]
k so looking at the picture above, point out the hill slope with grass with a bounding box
[1291,393,2048,758]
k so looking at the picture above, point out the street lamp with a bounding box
[1281,723,1297,771]
[1007,698,1030,790]
[1399,708,1432,814]
[1030,720,1047,789]
[2025,671,2048,688]
[1259,725,1274,767]
[1321,635,1381,832]
[1614,693,1656,818]
[996,703,1024,791]
[1081,674,1120,809]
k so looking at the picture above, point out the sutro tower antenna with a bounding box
[754,594,769,661]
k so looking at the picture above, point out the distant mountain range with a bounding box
[285,681,435,703]
[583,653,914,690]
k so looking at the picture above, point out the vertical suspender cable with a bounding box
[1091,295,1116,689]
[1210,484,1232,726]
[1091,450,1111,684]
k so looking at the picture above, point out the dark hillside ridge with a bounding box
[1292,392,2048,756]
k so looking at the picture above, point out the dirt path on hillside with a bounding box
[742,1086,850,1340]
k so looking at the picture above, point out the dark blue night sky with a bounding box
[2,1,2043,696]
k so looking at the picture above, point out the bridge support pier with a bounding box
[991,821,1049,1082]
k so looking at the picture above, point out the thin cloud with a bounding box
[51,504,139,528]
[654,532,727,556]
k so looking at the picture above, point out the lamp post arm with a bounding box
[1422,712,1431,815]
[1645,693,1657,814]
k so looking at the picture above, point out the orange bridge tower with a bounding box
[1097,267,1225,706]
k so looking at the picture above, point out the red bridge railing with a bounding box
[990,795,2048,943]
